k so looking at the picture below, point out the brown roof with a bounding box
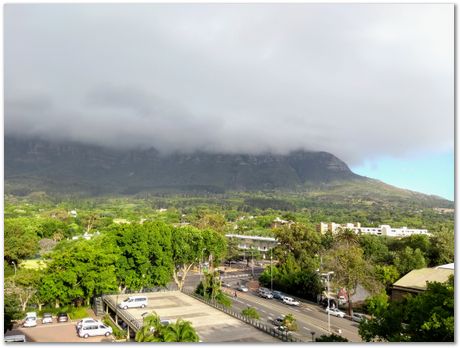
[393,268,454,291]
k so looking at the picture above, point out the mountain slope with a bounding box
[5,136,361,194]
[4,136,453,208]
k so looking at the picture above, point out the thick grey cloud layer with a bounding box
[5,4,453,164]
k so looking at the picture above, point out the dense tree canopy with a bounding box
[359,276,454,342]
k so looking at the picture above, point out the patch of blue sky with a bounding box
[351,150,454,201]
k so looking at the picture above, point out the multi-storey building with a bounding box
[317,222,430,237]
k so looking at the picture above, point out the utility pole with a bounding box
[270,248,273,292]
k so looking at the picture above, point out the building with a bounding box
[391,264,454,301]
[317,222,430,237]
[271,217,294,228]
[225,234,278,257]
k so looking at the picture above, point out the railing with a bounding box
[101,295,143,332]
[181,289,301,342]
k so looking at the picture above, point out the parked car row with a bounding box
[258,288,300,307]
[22,312,69,327]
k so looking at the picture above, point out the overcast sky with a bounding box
[5,4,453,167]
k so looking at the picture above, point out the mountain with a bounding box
[4,136,453,208]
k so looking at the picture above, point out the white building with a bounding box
[225,234,278,254]
[318,222,430,237]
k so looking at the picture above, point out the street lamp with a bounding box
[321,271,334,333]
[270,248,273,292]
[311,331,316,342]
[200,248,207,281]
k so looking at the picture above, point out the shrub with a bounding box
[103,315,127,340]
[242,307,260,320]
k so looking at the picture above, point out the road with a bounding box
[183,266,362,342]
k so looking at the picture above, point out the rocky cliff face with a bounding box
[5,136,363,195]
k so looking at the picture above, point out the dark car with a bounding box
[57,313,69,322]
[272,291,285,300]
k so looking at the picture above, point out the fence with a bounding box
[182,289,301,342]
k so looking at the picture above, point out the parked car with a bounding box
[237,285,249,292]
[351,313,367,323]
[42,313,53,324]
[23,312,37,328]
[77,318,102,330]
[57,312,69,322]
[78,323,113,338]
[259,291,273,299]
[326,307,345,318]
[118,296,148,309]
[282,297,300,306]
[272,291,285,300]
[222,282,232,288]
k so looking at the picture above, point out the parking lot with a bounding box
[5,321,113,343]
[105,291,279,342]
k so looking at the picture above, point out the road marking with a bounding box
[303,326,310,331]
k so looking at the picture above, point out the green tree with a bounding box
[108,222,174,292]
[39,236,119,307]
[163,319,200,342]
[324,231,381,316]
[394,247,426,276]
[4,268,42,312]
[359,276,454,342]
[171,226,204,290]
[4,218,40,263]
[315,334,349,342]
[242,307,260,320]
[429,226,454,266]
[135,313,199,342]
[282,313,298,332]
[375,265,400,290]
[135,313,164,342]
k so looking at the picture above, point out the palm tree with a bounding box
[163,319,200,342]
[334,228,359,248]
[135,313,163,342]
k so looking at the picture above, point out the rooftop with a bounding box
[393,267,454,291]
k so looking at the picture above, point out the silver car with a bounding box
[78,323,113,338]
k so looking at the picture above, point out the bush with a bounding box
[216,292,232,308]
[103,315,127,340]
[315,334,349,342]
[242,307,260,320]
[37,305,89,319]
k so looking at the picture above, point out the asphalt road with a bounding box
[183,267,362,342]
[223,277,361,342]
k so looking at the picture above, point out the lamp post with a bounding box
[11,261,16,276]
[200,248,207,281]
[270,248,273,292]
[322,271,334,333]
[311,331,316,342]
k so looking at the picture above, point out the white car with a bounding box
[42,313,53,324]
[78,323,113,338]
[77,318,103,330]
[282,297,300,306]
[23,312,37,328]
[237,285,249,292]
[118,296,148,309]
[326,307,345,318]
